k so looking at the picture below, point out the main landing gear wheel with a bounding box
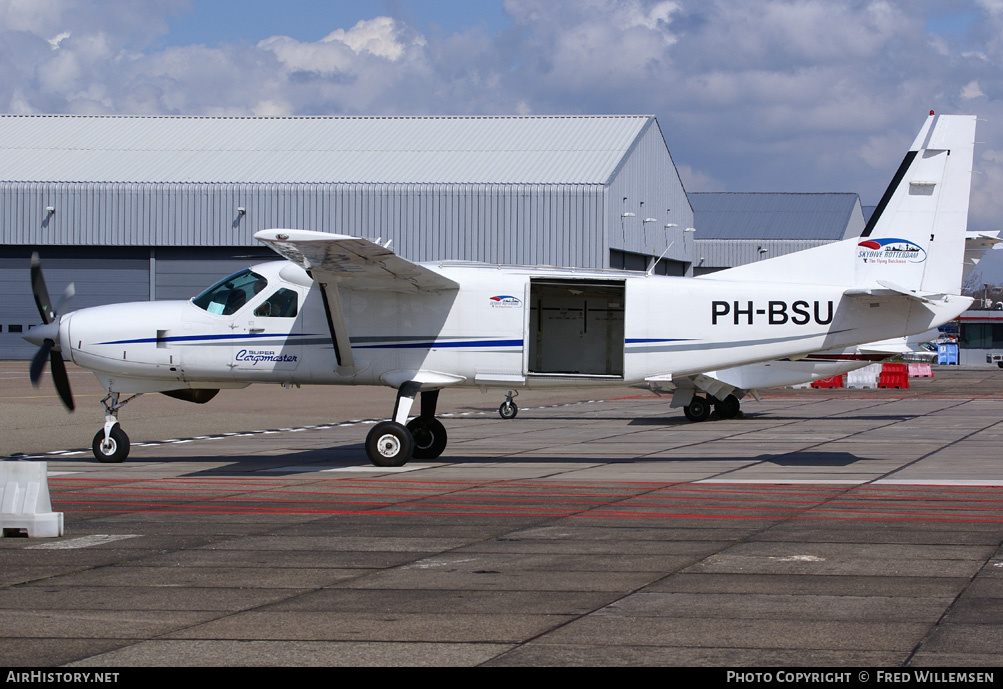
[92,426,130,463]
[406,417,448,460]
[366,421,414,467]
[499,401,518,419]
[714,394,741,419]
[683,396,712,422]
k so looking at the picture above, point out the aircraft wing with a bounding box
[255,229,458,294]
[256,229,459,373]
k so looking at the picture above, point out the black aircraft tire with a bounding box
[406,417,448,460]
[366,421,414,467]
[714,394,741,419]
[92,426,130,463]
[499,401,518,419]
[683,397,711,422]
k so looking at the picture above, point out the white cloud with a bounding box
[48,31,71,50]
[259,16,426,75]
[961,80,985,99]
[327,16,425,60]
[675,163,721,192]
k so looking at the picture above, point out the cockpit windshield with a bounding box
[192,269,267,315]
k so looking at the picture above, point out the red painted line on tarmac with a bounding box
[47,477,1003,524]
[55,486,648,501]
[49,477,293,487]
[574,512,1003,523]
[52,498,585,515]
[582,504,1002,520]
[51,476,1003,497]
[50,489,1003,518]
[52,485,633,501]
[50,506,1003,523]
[51,494,1003,522]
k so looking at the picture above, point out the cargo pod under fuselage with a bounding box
[527,279,625,378]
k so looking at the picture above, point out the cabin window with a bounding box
[192,269,267,315]
[253,288,299,318]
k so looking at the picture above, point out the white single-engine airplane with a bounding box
[26,113,977,467]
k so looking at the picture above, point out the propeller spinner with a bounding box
[27,252,75,411]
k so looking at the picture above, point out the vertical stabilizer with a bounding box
[857,113,976,295]
[702,114,976,296]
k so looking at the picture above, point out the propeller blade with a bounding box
[27,254,75,410]
[49,351,75,411]
[55,282,76,317]
[30,252,56,324]
[29,338,53,384]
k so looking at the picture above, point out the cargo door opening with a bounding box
[528,280,624,377]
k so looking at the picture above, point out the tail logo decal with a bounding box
[857,238,927,264]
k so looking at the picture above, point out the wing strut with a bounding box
[316,280,355,371]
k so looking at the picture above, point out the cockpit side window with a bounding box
[253,288,299,318]
[192,269,268,315]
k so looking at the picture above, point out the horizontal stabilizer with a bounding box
[255,229,458,293]
[843,280,944,303]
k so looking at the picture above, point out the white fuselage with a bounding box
[55,259,970,395]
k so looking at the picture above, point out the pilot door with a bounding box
[232,286,303,373]
[527,280,625,377]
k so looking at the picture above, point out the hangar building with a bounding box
[688,192,865,275]
[1,114,693,359]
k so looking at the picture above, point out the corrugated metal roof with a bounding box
[690,192,861,240]
[0,115,651,184]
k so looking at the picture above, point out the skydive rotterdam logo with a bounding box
[858,238,928,264]
[489,295,522,308]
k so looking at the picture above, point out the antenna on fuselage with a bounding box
[646,242,674,276]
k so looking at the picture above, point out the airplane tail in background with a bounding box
[703,113,977,297]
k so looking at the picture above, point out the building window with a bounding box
[960,323,1003,348]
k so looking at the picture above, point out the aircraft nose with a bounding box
[23,321,60,347]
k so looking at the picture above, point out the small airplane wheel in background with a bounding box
[683,396,711,422]
[499,401,518,419]
[366,421,414,467]
[406,417,448,459]
[92,426,130,463]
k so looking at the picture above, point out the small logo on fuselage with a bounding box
[235,349,297,365]
[489,295,522,308]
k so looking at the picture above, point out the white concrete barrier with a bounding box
[846,364,881,389]
[1,462,64,538]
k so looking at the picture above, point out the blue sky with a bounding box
[3,0,1002,281]
[160,1,514,48]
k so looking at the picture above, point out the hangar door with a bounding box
[1,247,150,361]
[528,280,624,377]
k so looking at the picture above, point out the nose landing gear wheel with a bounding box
[406,417,448,460]
[365,421,414,467]
[499,401,518,419]
[92,426,130,463]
